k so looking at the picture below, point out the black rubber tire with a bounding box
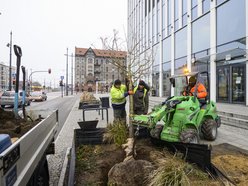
[201,119,218,141]
[180,128,199,144]
[1,105,5,108]
[150,125,163,139]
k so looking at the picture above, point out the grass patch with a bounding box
[146,152,211,186]
[76,145,103,172]
[103,121,128,146]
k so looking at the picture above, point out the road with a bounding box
[26,91,77,139]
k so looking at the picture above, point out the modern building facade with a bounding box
[128,0,248,105]
[0,62,16,91]
[74,47,126,92]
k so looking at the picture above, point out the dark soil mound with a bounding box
[0,109,40,138]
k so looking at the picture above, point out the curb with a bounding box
[58,147,71,186]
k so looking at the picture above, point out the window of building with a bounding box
[174,0,179,31]
[156,0,160,42]
[145,0,147,16]
[192,13,210,53]
[163,61,171,97]
[175,27,187,59]
[149,0,151,13]
[106,67,108,72]
[153,44,160,66]
[217,0,245,46]
[152,9,156,44]
[217,38,246,53]
[191,0,198,20]
[174,56,187,75]
[216,0,228,6]
[163,36,171,62]
[167,0,171,35]
[182,0,187,27]
[162,0,166,38]
[202,0,210,14]
[152,64,160,96]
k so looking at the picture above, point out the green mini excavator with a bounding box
[132,71,221,143]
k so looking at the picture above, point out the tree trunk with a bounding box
[128,70,134,138]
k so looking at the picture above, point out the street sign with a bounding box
[60,76,64,80]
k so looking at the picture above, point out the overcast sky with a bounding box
[0,0,127,87]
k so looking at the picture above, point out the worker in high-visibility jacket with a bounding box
[183,76,207,99]
[133,80,150,115]
[111,79,134,122]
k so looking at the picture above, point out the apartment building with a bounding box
[0,62,16,91]
[74,47,126,92]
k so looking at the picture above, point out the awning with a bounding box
[194,48,247,63]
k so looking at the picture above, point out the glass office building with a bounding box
[127,0,248,105]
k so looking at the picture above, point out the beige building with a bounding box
[0,62,16,91]
[74,47,126,92]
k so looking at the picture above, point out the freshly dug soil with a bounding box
[75,144,125,185]
[0,109,40,138]
[75,139,223,185]
[212,143,248,185]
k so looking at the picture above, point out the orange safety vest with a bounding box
[190,83,207,99]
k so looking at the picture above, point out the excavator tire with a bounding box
[201,119,217,141]
[180,128,199,144]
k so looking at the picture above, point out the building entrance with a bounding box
[217,64,246,104]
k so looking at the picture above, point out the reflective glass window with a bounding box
[162,37,171,62]
[191,0,198,20]
[217,0,245,46]
[192,0,198,7]
[162,0,166,38]
[175,56,187,75]
[167,0,171,35]
[217,38,246,53]
[174,0,179,31]
[216,0,227,6]
[202,0,210,14]
[192,14,210,53]
[157,0,160,42]
[152,65,160,96]
[175,27,187,58]
[153,44,160,66]
[163,62,171,97]
[182,0,187,26]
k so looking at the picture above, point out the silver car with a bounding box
[0,91,22,108]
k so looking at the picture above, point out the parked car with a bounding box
[0,91,22,108]
[30,91,47,101]
[20,91,32,106]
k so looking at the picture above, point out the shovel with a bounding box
[13,45,22,118]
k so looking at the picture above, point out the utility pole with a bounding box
[71,53,73,95]
[7,31,12,90]
[66,48,68,96]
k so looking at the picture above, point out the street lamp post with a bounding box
[66,48,68,96]
[7,31,12,90]
[64,50,75,96]
[71,53,73,95]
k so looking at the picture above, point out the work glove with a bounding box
[128,90,134,95]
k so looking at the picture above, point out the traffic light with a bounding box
[13,80,16,85]
[48,68,51,74]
